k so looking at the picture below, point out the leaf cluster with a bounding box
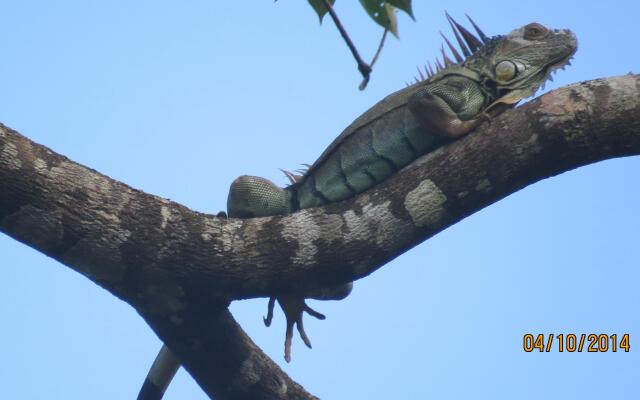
[308,0,414,37]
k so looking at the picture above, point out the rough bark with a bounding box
[1,75,638,399]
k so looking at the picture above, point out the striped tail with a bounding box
[137,345,180,400]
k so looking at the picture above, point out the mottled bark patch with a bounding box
[2,141,21,170]
[592,80,613,113]
[138,282,187,316]
[161,205,172,229]
[63,234,131,284]
[238,216,274,269]
[404,179,447,228]
[538,85,590,127]
[475,178,492,193]
[280,212,322,265]
[237,357,261,385]
[342,200,404,253]
[200,216,228,244]
[33,158,49,173]
[2,205,64,250]
[527,133,542,154]
[214,218,243,251]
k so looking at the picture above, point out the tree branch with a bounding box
[1,75,639,398]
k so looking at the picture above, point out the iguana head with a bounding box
[421,14,577,108]
[466,22,578,106]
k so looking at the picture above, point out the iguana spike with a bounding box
[446,12,482,52]
[416,65,425,80]
[427,61,435,76]
[440,31,463,63]
[440,44,454,67]
[465,13,489,43]
[435,58,444,72]
[280,168,299,184]
[445,12,471,57]
[297,164,310,174]
[421,65,430,79]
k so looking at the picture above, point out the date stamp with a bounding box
[523,333,630,353]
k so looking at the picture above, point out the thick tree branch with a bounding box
[1,75,639,399]
[144,306,319,400]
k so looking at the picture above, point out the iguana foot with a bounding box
[263,294,326,362]
[483,101,517,121]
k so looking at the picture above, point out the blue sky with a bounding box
[1,1,638,399]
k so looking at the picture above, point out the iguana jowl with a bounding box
[138,14,577,399]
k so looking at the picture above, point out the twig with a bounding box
[359,29,388,90]
[369,29,388,69]
[321,0,388,90]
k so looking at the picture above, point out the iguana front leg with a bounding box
[408,75,511,138]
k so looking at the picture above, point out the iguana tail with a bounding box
[137,345,180,400]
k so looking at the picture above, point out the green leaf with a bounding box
[307,0,336,24]
[358,1,399,37]
[385,0,414,20]
[385,4,399,37]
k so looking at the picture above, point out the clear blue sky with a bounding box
[1,1,638,399]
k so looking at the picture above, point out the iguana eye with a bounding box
[524,23,548,40]
[494,60,518,81]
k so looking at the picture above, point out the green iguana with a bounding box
[138,14,577,400]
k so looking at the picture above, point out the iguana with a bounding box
[138,14,577,400]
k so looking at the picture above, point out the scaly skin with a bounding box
[139,16,577,400]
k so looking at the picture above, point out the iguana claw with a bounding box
[263,296,276,326]
[263,295,326,362]
[471,101,517,128]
